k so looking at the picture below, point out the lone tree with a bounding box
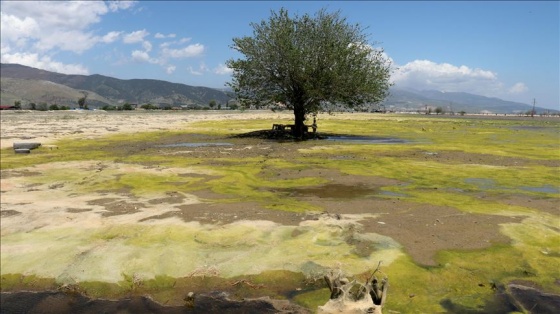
[227,8,392,138]
[78,91,88,109]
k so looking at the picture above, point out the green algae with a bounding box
[1,217,402,282]
[1,114,558,312]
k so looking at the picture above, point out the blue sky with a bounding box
[1,1,558,109]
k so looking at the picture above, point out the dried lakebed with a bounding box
[1,111,559,313]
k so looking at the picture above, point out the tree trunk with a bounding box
[293,105,306,139]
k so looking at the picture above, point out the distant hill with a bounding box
[1,63,555,114]
[0,77,114,108]
[0,63,232,108]
[383,88,556,114]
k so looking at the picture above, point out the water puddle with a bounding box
[521,185,559,194]
[464,178,496,189]
[466,178,559,195]
[325,135,409,144]
[157,142,233,148]
[379,190,408,198]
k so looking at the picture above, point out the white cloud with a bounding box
[107,0,137,12]
[166,65,176,74]
[101,31,121,43]
[155,33,176,39]
[163,43,204,58]
[142,41,152,52]
[392,59,502,95]
[33,29,99,53]
[390,59,533,101]
[130,50,163,65]
[0,12,39,46]
[509,82,528,94]
[1,52,89,74]
[123,29,149,44]
[159,37,192,49]
[187,62,208,76]
[131,50,150,62]
[0,0,134,74]
[1,1,109,33]
[214,63,233,75]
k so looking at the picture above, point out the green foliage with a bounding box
[122,103,133,110]
[208,99,217,108]
[77,97,86,109]
[140,103,158,110]
[227,8,392,137]
[49,104,59,110]
[13,100,21,110]
[435,106,444,115]
[37,102,48,111]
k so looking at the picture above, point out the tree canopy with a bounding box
[227,8,392,138]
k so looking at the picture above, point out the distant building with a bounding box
[0,105,17,110]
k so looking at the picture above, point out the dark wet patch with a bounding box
[66,208,93,213]
[87,198,144,217]
[0,210,21,217]
[0,170,42,179]
[440,282,560,314]
[485,194,560,215]
[48,183,64,189]
[440,293,519,313]
[346,237,378,258]
[177,173,220,179]
[306,197,523,266]
[157,142,234,148]
[0,268,314,313]
[94,187,133,197]
[508,283,560,313]
[140,202,305,226]
[277,183,379,199]
[0,290,309,314]
[147,191,187,205]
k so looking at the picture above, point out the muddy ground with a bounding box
[1,110,559,313]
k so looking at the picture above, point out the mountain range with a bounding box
[0,63,555,114]
[0,63,231,109]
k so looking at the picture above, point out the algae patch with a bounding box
[1,213,402,284]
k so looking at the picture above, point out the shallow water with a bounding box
[157,142,233,148]
[521,185,560,194]
[326,136,409,144]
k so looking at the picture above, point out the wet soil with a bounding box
[90,130,543,266]
[0,290,310,314]
[2,124,558,313]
